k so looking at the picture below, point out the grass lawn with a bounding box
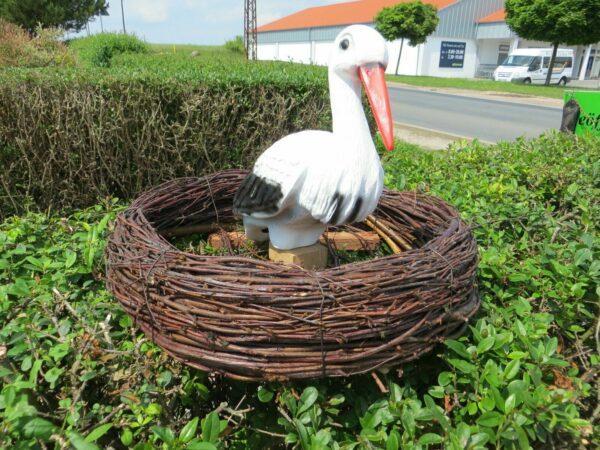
[150,43,241,58]
[386,74,592,100]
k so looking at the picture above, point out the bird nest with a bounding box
[106,169,479,381]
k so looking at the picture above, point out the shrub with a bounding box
[0,133,597,448]
[0,60,330,218]
[0,19,75,67]
[224,35,245,54]
[68,33,149,67]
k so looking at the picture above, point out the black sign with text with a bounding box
[439,41,466,68]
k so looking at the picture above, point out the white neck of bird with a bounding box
[329,67,376,156]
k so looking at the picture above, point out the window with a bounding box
[502,55,534,66]
[555,56,572,68]
[530,57,542,71]
[543,56,572,69]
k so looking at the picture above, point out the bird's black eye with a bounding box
[340,39,349,50]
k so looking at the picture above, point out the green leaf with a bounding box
[23,417,57,440]
[445,340,470,358]
[508,351,528,360]
[132,444,153,450]
[438,371,453,386]
[257,386,274,403]
[467,402,478,415]
[8,279,30,297]
[293,418,310,449]
[49,343,70,361]
[417,433,444,445]
[285,433,298,444]
[202,411,220,444]
[29,359,43,384]
[448,358,476,374]
[68,432,101,450]
[65,250,77,268]
[329,393,345,406]
[145,403,161,416]
[545,337,558,356]
[121,428,133,446]
[85,423,113,442]
[477,411,504,428]
[470,433,489,446]
[25,256,43,269]
[151,426,175,444]
[428,385,444,399]
[157,370,172,387]
[297,386,318,415]
[574,248,592,266]
[44,367,64,388]
[386,430,400,450]
[504,394,517,414]
[515,424,530,450]
[504,360,521,380]
[477,336,495,353]
[186,442,218,450]
[180,417,199,443]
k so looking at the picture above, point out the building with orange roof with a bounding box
[256,0,599,81]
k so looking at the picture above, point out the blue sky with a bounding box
[73,0,347,45]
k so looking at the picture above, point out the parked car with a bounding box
[494,48,573,85]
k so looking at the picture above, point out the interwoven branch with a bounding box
[106,169,480,381]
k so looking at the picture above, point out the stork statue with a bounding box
[233,25,394,267]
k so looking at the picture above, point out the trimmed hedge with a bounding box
[0,61,331,218]
[67,33,150,67]
[0,133,598,449]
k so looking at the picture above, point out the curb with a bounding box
[387,81,564,109]
[393,121,494,149]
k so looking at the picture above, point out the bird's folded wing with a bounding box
[233,130,350,223]
[299,163,355,225]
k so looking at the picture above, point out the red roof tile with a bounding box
[478,9,505,24]
[257,0,458,33]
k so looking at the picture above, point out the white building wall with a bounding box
[421,37,478,78]
[385,40,421,76]
[477,39,512,65]
[257,43,278,61]
[314,42,333,66]
[278,43,311,64]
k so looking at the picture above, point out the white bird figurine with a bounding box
[233,25,394,250]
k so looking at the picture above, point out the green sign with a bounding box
[564,91,600,136]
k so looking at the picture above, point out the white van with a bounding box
[493,48,574,85]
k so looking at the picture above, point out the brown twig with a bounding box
[371,372,389,394]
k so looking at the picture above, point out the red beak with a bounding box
[359,64,394,151]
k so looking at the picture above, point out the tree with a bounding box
[505,0,600,85]
[0,0,109,34]
[374,1,439,75]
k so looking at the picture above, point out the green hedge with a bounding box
[68,33,150,67]
[0,133,598,449]
[0,61,331,218]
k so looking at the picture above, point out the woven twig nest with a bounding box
[106,169,479,381]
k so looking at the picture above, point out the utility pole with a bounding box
[121,0,127,34]
[244,0,257,60]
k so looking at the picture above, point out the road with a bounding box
[389,86,564,143]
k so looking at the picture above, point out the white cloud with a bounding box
[183,0,242,22]
[130,0,169,23]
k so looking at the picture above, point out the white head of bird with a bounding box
[233,25,394,251]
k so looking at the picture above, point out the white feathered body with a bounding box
[241,129,383,249]
[233,25,391,250]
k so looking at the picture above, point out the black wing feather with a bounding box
[233,173,284,215]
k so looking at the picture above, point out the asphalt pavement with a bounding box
[389,85,564,144]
